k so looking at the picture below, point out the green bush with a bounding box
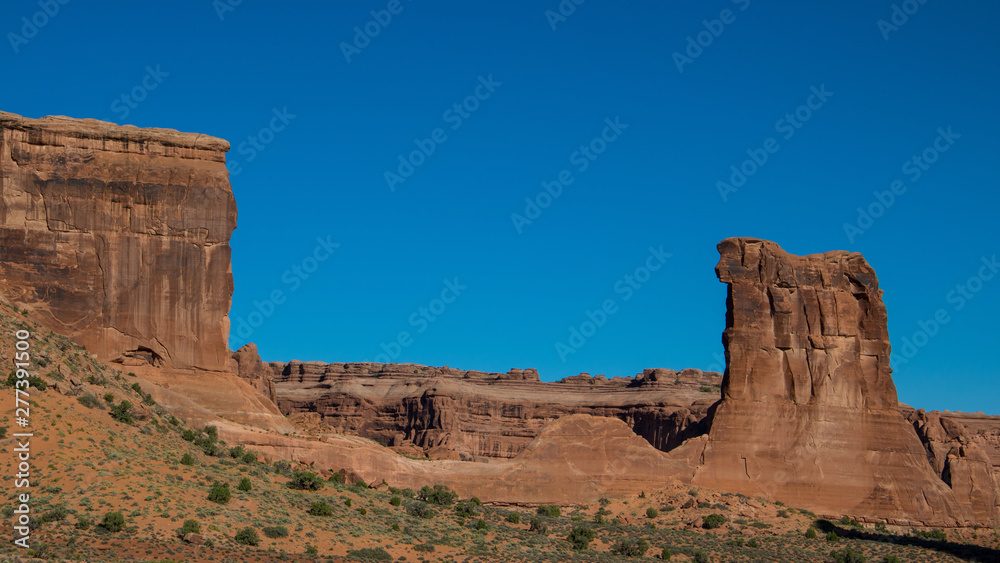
[826,531,840,542]
[75,516,91,530]
[180,453,195,466]
[77,394,102,409]
[208,482,231,504]
[306,543,319,555]
[661,547,672,560]
[470,496,482,506]
[329,471,345,483]
[536,505,561,518]
[103,393,115,403]
[241,451,257,464]
[529,517,548,535]
[100,511,125,533]
[611,538,649,557]
[881,556,901,563]
[913,529,947,541]
[356,507,367,516]
[747,538,759,548]
[474,518,488,531]
[805,527,818,539]
[507,512,521,524]
[178,519,200,537]
[567,525,595,550]
[39,506,69,523]
[262,525,289,538]
[830,546,868,563]
[237,477,252,492]
[181,429,196,441]
[110,400,134,424]
[308,501,334,516]
[346,547,392,561]
[702,513,727,529]
[229,445,245,458]
[130,382,143,394]
[204,425,218,441]
[234,527,259,546]
[646,507,659,519]
[408,502,434,519]
[418,484,457,505]
[693,550,709,563]
[390,495,402,506]
[287,471,324,491]
[455,501,480,518]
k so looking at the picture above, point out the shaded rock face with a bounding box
[694,237,997,526]
[0,111,235,371]
[269,359,721,460]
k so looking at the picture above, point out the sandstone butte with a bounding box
[1,110,998,527]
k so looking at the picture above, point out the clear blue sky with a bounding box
[2,1,998,414]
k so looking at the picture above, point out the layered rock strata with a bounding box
[0,111,235,371]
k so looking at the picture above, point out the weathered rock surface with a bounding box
[692,237,998,526]
[0,111,235,371]
[232,343,277,403]
[268,358,721,460]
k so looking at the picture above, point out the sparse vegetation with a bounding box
[207,481,231,504]
[234,526,260,546]
[567,525,595,550]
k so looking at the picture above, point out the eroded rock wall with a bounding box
[693,237,998,526]
[0,111,236,371]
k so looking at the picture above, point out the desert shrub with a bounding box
[204,425,218,441]
[611,538,649,557]
[110,400,134,424]
[418,484,457,505]
[288,470,324,491]
[881,556,901,563]
[390,496,402,507]
[661,547,672,560]
[913,529,947,541]
[830,546,868,563]
[262,525,289,538]
[408,502,434,519]
[507,512,521,524]
[77,394,102,409]
[529,517,548,535]
[229,445,245,458]
[693,550,709,563]
[207,482,231,504]
[273,460,292,475]
[237,477,252,492]
[875,522,888,534]
[777,509,789,518]
[234,527,259,546]
[455,501,480,518]
[180,453,195,466]
[841,515,863,529]
[357,507,367,516]
[178,519,200,537]
[308,501,334,516]
[306,543,319,555]
[100,511,125,533]
[241,450,257,464]
[39,506,69,523]
[826,531,840,542]
[474,518,488,531]
[702,513,727,529]
[747,538,760,548]
[537,505,561,518]
[75,516,91,530]
[181,429,196,441]
[346,547,392,561]
[567,525,595,550]
[646,507,659,519]
[344,498,352,507]
[130,382,142,393]
[470,496,482,506]
[168,415,180,425]
[329,471,345,484]
[805,527,818,539]
[103,393,115,403]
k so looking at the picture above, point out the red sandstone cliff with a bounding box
[0,111,235,371]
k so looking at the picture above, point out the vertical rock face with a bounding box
[694,237,995,526]
[0,111,236,371]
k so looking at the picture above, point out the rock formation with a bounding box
[692,237,998,525]
[268,358,721,460]
[0,111,235,371]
